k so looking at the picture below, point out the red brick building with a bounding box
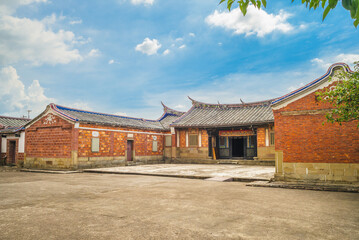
[24,103,183,169]
[272,63,359,183]
[170,97,276,164]
[0,116,31,166]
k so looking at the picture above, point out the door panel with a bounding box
[126,141,133,161]
[9,141,16,164]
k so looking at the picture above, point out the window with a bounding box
[152,141,158,152]
[92,138,99,152]
[219,136,228,148]
[270,132,275,146]
[189,134,198,146]
[165,135,172,147]
[247,136,255,149]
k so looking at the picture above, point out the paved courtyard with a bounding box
[85,164,275,181]
[0,172,358,240]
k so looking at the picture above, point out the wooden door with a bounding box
[126,140,133,161]
[9,141,16,164]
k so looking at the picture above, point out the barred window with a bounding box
[270,132,275,146]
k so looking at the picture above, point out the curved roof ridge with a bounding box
[187,96,273,108]
[160,101,185,115]
[53,103,159,122]
[272,62,353,105]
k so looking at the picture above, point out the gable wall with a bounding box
[25,113,75,169]
[274,82,359,182]
[26,113,73,158]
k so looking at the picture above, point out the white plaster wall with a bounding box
[1,138,6,153]
[18,132,25,153]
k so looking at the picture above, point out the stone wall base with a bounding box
[275,162,359,183]
[131,155,165,165]
[178,147,209,159]
[78,156,127,169]
[171,158,217,164]
[25,157,74,170]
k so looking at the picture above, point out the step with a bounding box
[205,176,233,182]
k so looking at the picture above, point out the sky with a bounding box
[0,0,358,120]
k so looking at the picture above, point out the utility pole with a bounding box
[27,110,32,119]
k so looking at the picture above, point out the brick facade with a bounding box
[26,114,73,158]
[24,112,168,169]
[274,89,359,164]
[274,71,359,183]
[77,124,165,158]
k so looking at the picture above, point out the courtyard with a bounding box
[0,171,358,240]
[84,164,275,181]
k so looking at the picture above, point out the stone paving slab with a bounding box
[205,176,233,182]
[20,169,81,174]
[84,164,275,181]
[246,181,359,193]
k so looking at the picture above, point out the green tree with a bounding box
[317,62,359,127]
[220,0,359,27]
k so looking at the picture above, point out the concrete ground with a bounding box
[84,164,275,181]
[0,172,358,240]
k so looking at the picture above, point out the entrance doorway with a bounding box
[8,141,16,164]
[232,138,244,157]
[126,140,133,161]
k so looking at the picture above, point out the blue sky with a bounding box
[0,0,358,119]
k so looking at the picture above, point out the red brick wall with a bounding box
[201,130,209,148]
[274,87,359,164]
[177,129,208,148]
[77,124,166,157]
[180,130,186,148]
[257,127,266,147]
[26,113,73,158]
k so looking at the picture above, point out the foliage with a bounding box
[317,62,359,127]
[219,0,359,27]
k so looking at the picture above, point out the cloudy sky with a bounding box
[0,0,358,119]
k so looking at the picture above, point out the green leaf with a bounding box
[328,0,338,8]
[322,0,327,8]
[323,4,331,20]
[354,18,359,27]
[227,0,235,10]
[262,0,266,8]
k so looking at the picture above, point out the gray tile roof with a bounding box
[0,116,30,130]
[171,98,274,128]
[53,103,183,131]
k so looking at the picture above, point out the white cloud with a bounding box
[311,53,359,70]
[0,0,47,15]
[135,38,161,55]
[88,48,100,57]
[0,66,54,117]
[175,37,183,42]
[174,104,186,110]
[0,15,83,65]
[70,101,92,111]
[130,0,154,5]
[205,6,294,37]
[69,19,82,25]
[218,42,223,46]
[189,33,195,37]
[163,49,170,55]
[108,59,115,64]
[288,82,304,92]
[179,44,186,49]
